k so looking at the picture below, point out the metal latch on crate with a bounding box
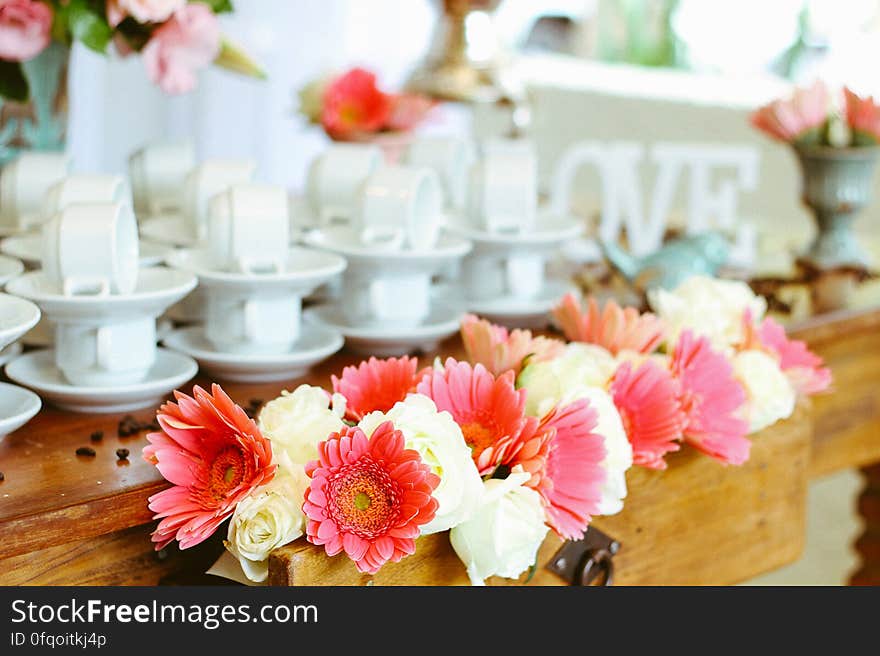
[546,526,621,586]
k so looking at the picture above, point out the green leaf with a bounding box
[0,61,29,102]
[196,0,234,14]
[214,36,267,80]
[66,0,112,54]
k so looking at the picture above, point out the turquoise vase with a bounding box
[0,42,69,164]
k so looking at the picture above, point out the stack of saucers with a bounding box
[0,172,175,347]
[6,202,198,413]
[301,143,472,356]
[441,139,583,328]
[163,183,346,382]
[0,293,41,438]
[0,254,25,366]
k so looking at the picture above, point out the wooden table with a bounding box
[2,307,879,586]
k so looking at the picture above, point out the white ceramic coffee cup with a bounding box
[0,153,70,232]
[44,174,131,217]
[404,136,475,212]
[306,144,382,223]
[462,252,545,301]
[128,141,195,217]
[183,159,256,242]
[204,290,301,354]
[341,272,431,328]
[356,166,443,250]
[468,142,537,234]
[55,318,156,387]
[42,202,140,297]
[207,183,290,273]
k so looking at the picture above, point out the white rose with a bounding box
[225,469,309,583]
[648,275,767,350]
[517,343,618,416]
[450,470,548,586]
[258,385,346,465]
[574,388,633,516]
[732,349,797,433]
[359,394,483,534]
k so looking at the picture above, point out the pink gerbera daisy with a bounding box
[332,356,420,421]
[531,399,607,540]
[552,293,665,356]
[460,313,564,377]
[143,384,276,550]
[754,317,831,396]
[416,358,532,476]
[671,330,751,465]
[610,360,683,470]
[302,422,439,574]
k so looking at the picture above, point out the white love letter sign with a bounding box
[551,141,760,258]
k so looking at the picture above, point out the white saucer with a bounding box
[444,212,583,255]
[0,254,24,284]
[305,302,463,357]
[465,278,576,329]
[166,247,346,296]
[6,348,198,414]
[0,293,41,350]
[163,323,344,383]
[139,213,196,247]
[0,341,23,367]
[1,234,172,268]
[0,382,41,438]
[7,267,197,323]
[305,226,471,268]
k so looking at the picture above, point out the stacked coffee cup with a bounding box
[163,183,347,382]
[443,138,583,328]
[6,200,198,413]
[302,140,473,356]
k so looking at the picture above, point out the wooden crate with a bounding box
[268,402,812,586]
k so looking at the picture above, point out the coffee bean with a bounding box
[90,430,104,443]
[76,447,96,457]
[0,472,5,482]
[116,448,130,461]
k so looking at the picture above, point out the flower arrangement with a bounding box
[143,276,830,586]
[750,80,880,147]
[298,67,435,141]
[0,0,263,100]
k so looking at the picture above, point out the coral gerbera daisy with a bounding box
[553,293,665,356]
[416,358,532,476]
[143,384,276,550]
[671,330,751,465]
[332,356,420,421]
[609,360,683,470]
[302,422,440,574]
[532,399,607,540]
[321,68,391,141]
[460,313,564,377]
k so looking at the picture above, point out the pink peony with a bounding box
[460,313,564,377]
[302,422,440,574]
[110,0,185,26]
[843,86,880,145]
[532,400,607,540]
[671,330,751,465]
[141,3,220,94]
[552,293,665,356]
[332,356,421,421]
[0,0,52,62]
[750,81,829,144]
[610,360,684,470]
[321,68,391,141]
[143,384,276,550]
